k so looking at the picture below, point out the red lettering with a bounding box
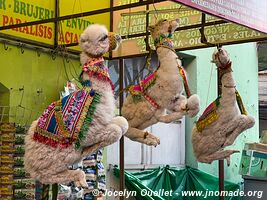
[35,24,38,36]
[23,26,29,34]
[47,27,52,39]
[43,25,47,38]
[2,15,9,26]
[58,31,64,42]
[9,17,14,25]
[38,25,43,37]
[2,15,53,40]
[15,18,22,31]
[65,32,70,44]
[73,33,78,43]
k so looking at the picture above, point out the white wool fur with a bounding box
[24,24,128,187]
[192,48,255,165]
[122,19,200,146]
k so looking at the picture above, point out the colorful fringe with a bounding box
[154,33,174,49]
[128,72,157,96]
[82,60,114,91]
[75,92,101,149]
[128,72,160,108]
[33,88,101,150]
[196,96,221,132]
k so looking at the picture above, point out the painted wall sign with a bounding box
[173,0,267,34]
[112,1,267,57]
[0,0,110,49]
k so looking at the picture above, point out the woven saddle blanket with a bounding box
[128,72,157,97]
[196,96,221,132]
[33,88,100,149]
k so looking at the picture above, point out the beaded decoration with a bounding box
[82,58,114,91]
[128,72,159,109]
[154,33,175,52]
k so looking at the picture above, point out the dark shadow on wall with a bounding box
[0,82,10,123]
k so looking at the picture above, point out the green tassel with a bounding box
[74,93,101,150]
[75,140,81,149]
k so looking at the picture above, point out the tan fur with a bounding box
[24,24,128,187]
[192,48,255,165]
[122,19,200,146]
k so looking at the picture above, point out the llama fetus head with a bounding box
[80,24,121,58]
[148,19,179,42]
[212,47,231,69]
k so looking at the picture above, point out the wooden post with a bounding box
[51,183,58,200]
[119,59,125,200]
[54,0,59,48]
[218,56,224,200]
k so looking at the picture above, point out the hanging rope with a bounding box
[205,61,215,106]
[152,0,159,20]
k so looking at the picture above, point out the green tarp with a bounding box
[113,166,241,200]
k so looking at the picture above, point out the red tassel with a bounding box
[33,132,71,149]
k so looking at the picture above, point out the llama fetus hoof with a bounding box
[75,177,88,188]
[144,132,160,147]
[111,116,129,135]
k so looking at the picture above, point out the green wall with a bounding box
[0,43,80,125]
[183,43,259,183]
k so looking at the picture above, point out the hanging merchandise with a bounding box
[83,149,106,200]
[121,19,200,147]
[13,126,36,200]
[192,47,255,165]
[0,123,16,200]
[24,24,128,188]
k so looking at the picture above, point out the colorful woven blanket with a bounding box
[196,96,221,132]
[34,87,101,149]
[128,72,159,108]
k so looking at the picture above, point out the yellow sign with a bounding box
[0,0,110,48]
[59,0,110,50]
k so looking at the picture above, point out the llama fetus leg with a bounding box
[82,117,128,157]
[39,169,88,188]
[155,109,184,123]
[198,150,239,165]
[110,116,129,134]
[172,95,187,112]
[223,115,255,147]
[137,116,159,130]
[172,94,200,118]
[125,127,160,147]
[186,94,200,117]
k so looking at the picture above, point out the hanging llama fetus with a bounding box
[122,19,200,146]
[192,47,255,165]
[24,24,128,187]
